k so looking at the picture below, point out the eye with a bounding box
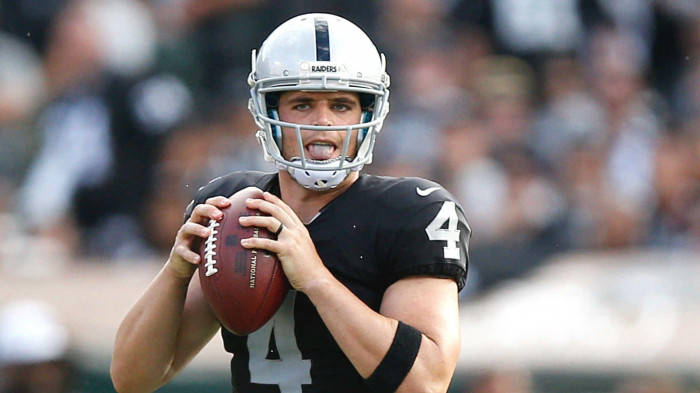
[293,103,311,111]
[332,103,351,111]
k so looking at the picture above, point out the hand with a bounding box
[238,192,329,292]
[166,196,231,279]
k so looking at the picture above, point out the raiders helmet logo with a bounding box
[311,65,337,72]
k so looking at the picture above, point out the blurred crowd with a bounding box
[0,301,76,393]
[1,0,699,293]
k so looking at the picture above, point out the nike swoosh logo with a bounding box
[416,186,441,197]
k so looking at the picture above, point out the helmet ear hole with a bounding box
[265,93,280,108]
[359,93,375,109]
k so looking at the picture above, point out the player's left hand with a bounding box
[239,192,329,292]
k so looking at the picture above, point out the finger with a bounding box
[205,195,232,208]
[240,237,281,254]
[178,221,211,240]
[245,198,294,227]
[190,203,224,223]
[174,244,201,264]
[262,192,303,226]
[238,215,282,234]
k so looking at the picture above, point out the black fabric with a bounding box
[184,171,469,393]
[364,321,422,393]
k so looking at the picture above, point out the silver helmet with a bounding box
[248,13,390,191]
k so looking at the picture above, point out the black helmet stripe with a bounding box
[314,17,330,61]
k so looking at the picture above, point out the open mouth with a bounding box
[305,141,338,161]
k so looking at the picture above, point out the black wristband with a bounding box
[364,321,422,393]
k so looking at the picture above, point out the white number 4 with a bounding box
[425,201,460,260]
[248,293,310,393]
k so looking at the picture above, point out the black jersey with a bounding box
[185,171,470,393]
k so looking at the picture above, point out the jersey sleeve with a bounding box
[182,176,226,222]
[380,179,470,291]
[182,171,276,222]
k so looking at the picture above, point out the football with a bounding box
[198,186,289,335]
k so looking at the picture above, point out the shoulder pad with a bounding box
[378,177,459,212]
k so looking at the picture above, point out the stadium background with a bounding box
[0,0,699,392]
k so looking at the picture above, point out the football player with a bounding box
[111,13,470,393]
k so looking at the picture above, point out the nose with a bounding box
[311,103,333,127]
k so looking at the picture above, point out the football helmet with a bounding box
[248,13,390,191]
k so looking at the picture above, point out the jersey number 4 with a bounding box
[248,292,310,393]
[425,201,460,260]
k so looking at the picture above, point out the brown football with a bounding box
[198,186,289,335]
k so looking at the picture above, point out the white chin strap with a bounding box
[279,159,361,191]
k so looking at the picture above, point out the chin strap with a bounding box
[280,160,362,191]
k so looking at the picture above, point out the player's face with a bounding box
[277,91,362,162]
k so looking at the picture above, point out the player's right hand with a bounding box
[166,196,231,279]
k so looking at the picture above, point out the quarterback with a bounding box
[111,13,469,393]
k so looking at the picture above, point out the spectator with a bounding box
[0,301,76,393]
[587,26,664,247]
[0,32,46,212]
[17,0,191,258]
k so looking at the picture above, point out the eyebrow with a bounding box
[330,97,358,104]
[284,95,359,105]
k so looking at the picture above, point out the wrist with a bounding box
[299,270,335,298]
[165,258,197,280]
